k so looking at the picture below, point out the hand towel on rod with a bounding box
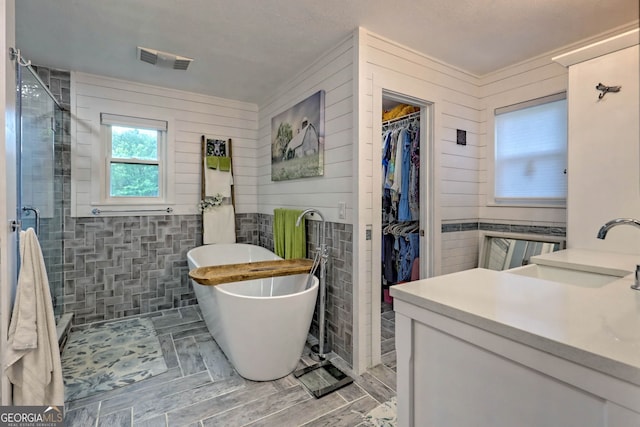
[206,156,231,171]
[217,157,231,171]
[206,156,219,169]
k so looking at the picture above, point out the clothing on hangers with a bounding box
[382,220,420,284]
[381,112,421,290]
[382,119,420,223]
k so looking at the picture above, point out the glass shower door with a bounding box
[17,65,65,318]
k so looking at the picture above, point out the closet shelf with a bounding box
[189,258,314,286]
[382,110,420,126]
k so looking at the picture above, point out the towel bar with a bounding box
[91,207,173,215]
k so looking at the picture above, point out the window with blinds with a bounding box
[494,93,567,205]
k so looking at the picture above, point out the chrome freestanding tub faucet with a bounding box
[596,218,640,290]
[296,208,329,360]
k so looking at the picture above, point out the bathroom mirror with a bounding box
[479,231,565,271]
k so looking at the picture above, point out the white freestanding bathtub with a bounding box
[187,243,319,381]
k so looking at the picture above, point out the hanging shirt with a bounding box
[381,130,393,188]
[398,129,412,221]
[409,126,420,220]
[390,129,405,196]
[384,130,398,190]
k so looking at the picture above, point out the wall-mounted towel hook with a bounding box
[596,82,621,100]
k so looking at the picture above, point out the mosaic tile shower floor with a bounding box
[61,317,168,401]
[63,306,397,426]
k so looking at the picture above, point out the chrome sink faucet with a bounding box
[596,218,640,290]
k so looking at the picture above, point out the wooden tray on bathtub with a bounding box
[189,258,314,286]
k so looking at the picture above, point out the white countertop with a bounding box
[390,249,640,386]
[531,248,637,276]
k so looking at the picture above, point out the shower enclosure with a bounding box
[12,48,65,318]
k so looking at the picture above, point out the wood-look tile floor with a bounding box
[381,301,397,372]
[63,306,397,426]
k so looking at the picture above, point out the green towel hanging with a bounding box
[285,209,305,259]
[273,208,306,259]
[274,209,286,258]
[218,156,231,172]
[206,156,219,169]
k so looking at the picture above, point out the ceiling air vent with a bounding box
[137,46,193,70]
[173,58,191,70]
[138,47,158,65]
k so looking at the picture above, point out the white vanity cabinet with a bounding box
[391,31,640,427]
[390,266,640,427]
[394,300,639,427]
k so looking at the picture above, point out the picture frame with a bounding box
[200,136,234,205]
[205,138,228,157]
[270,90,325,181]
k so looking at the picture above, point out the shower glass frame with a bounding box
[15,58,66,318]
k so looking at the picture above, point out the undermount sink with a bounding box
[505,264,625,288]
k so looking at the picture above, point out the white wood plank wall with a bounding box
[256,35,355,224]
[478,53,568,227]
[362,30,482,273]
[356,28,482,370]
[362,29,483,256]
[476,23,638,229]
[70,72,259,217]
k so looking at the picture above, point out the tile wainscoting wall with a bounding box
[234,213,259,245]
[259,213,354,365]
[62,215,202,324]
[63,213,260,325]
[63,211,353,363]
[440,221,567,275]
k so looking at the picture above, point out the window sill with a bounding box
[487,199,566,209]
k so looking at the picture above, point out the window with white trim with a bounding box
[494,93,567,205]
[100,113,168,203]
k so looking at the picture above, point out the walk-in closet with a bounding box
[379,96,424,367]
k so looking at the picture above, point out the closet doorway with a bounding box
[373,90,434,368]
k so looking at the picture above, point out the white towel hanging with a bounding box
[4,228,64,405]
[203,158,233,198]
[203,205,236,244]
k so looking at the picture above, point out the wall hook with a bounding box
[596,82,621,100]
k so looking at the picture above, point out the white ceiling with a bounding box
[15,0,639,104]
